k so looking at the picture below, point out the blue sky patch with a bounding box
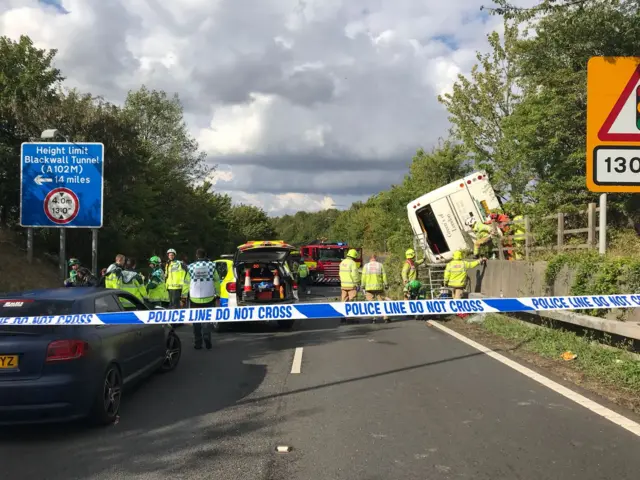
[39,0,69,14]
[434,34,459,50]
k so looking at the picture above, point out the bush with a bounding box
[544,251,640,317]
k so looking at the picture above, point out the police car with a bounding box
[212,241,299,332]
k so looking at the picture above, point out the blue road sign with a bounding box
[20,142,104,228]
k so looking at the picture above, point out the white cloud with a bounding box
[1,0,540,216]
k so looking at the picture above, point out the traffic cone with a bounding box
[243,268,252,293]
[273,270,284,299]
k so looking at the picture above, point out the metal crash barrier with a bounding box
[1,294,640,326]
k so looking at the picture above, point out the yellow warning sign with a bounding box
[587,56,640,193]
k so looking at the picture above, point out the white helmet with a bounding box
[464,216,476,228]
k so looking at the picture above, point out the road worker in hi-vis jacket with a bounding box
[165,248,188,309]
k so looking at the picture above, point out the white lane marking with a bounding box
[291,347,303,374]
[427,320,640,438]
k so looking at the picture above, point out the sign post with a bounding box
[586,57,640,254]
[19,142,105,280]
[587,57,640,192]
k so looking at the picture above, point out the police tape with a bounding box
[1,294,639,326]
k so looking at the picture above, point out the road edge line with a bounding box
[291,347,303,374]
[427,320,640,438]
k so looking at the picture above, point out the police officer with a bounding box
[187,248,221,350]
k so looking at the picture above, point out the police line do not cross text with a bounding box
[2,294,640,326]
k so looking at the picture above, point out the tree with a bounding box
[0,35,63,225]
[228,205,277,246]
[438,22,531,207]
[123,86,211,182]
[506,0,640,222]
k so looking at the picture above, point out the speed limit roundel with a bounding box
[43,188,80,225]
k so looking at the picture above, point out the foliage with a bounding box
[228,205,277,249]
[544,251,640,317]
[273,139,472,262]
[482,314,640,395]
[0,35,274,270]
[274,1,640,264]
[270,209,341,246]
[438,22,528,208]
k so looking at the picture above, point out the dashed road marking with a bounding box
[428,320,640,438]
[291,347,303,374]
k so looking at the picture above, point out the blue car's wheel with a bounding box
[90,363,122,426]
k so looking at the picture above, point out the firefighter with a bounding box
[147,256,169,307]
[339,248,361,324]
[165,248,188,309]
[443,250,486,301]
[511,215,526,260]
[361,254,389,323]
[466,217,493,259]
[402,248,424,300]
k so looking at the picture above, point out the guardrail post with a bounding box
[524,215,531,260]
[599,194,607,255]
[587,202,597,248]
[557,212,564,250]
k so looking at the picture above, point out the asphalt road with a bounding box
[1,288,639,479]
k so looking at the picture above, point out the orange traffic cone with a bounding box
[273,270,284,299]
[244,268,252,293]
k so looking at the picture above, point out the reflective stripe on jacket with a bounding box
[165,260,188,290]
[473,222,491,239]
[298,263,309,278]
[121,270,147,301]
[361,261,387,291]
[401,258,424,283]
[339,257,360,289]
[443,259,480,288]
[147,268,169,302]
[104,263,123,289]
[512,215,526,242]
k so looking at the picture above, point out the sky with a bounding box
[1,0,537,216]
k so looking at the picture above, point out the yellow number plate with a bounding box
[0,355,19,369]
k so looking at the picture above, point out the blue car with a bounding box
[0,288,181,426]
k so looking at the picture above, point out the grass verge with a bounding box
[481,314,640,393]
[0,230,59,292]
[443,313,640,413]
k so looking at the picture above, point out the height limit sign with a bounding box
[20,142,104,228]
[587,57,640,192]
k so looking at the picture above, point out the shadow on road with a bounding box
[0,316,407,479]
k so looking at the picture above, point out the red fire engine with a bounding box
[299,240,363,284]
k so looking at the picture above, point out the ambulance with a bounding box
[212,241,298,332]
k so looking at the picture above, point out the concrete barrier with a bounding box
[465,260,640,338]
